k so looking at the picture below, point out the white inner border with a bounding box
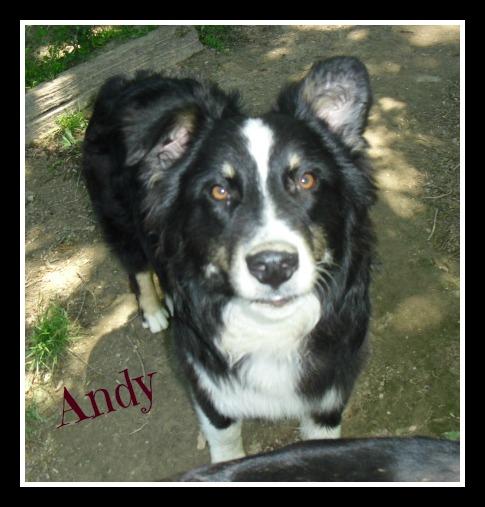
[20,19,465,488]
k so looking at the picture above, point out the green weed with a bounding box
[26,303,77,373]
[55,110,88,150]
[25,25,157,88]
[25,402,45,438]
[195,26,235,51]
[442,430,460,441]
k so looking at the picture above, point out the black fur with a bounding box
[179,437,460,482]
[82,57,377,452]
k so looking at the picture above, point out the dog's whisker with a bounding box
[316,259,340,269]
[315,271,332,294]
[315,267,337,286]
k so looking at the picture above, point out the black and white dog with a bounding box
[82,56,377,463]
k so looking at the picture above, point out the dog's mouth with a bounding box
[250,295,298,308]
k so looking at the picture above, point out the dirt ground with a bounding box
[24,25,461,482]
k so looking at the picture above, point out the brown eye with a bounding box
[298,172,317,190]
[211,185,230,201]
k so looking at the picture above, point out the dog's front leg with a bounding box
[300,410,342,440]
[129,271,170,333]
[193,391,245,463]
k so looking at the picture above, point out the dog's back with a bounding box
[179,437,460,482]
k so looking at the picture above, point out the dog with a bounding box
[82,56,377,463]
[178,437,460,482]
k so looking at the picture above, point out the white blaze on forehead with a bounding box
[231,118,317,302]
[241,118,274,194]
[221,162,236,179]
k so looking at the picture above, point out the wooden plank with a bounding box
[25,26,204,143]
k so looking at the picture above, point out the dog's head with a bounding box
[129,57,376,310]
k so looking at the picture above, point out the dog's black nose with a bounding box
[246,250,299,288]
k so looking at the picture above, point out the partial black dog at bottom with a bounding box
[177,436,460,482]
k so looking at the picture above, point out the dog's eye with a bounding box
[298,172,317,190]
[211,184,230,201]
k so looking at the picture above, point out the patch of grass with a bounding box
[195,26,235,51]
[26,402,45,438]
[26,303,77,374]
[25,25,158,88]
[47,159,64,173]
[56,110,88,150]
[442,430,460,441]
[57,110,88,133]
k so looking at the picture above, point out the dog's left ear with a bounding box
[124,106,199,170]
[124,83,240,177]
[277,56,372,151]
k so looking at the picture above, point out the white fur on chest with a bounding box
[193,293,324,420]
[220,293,321,362]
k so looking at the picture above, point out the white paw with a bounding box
[300,419,341,440]
[142,307,170,333]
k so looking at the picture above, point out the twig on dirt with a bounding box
[63,198,82,205]
[427,209,439,241]
[76,272,97,303]
[76,169,82,188]
[44,257,57,270]
[124,334,153,436]
[423,191,453,200]
[73,289,88,323]
[41,174,61,185]
[25,277,37,288]
[71,273,97,323]
[127,313,139,323]
[66,349,121,385]
[127,419,150,436]
[125,334,146,379]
